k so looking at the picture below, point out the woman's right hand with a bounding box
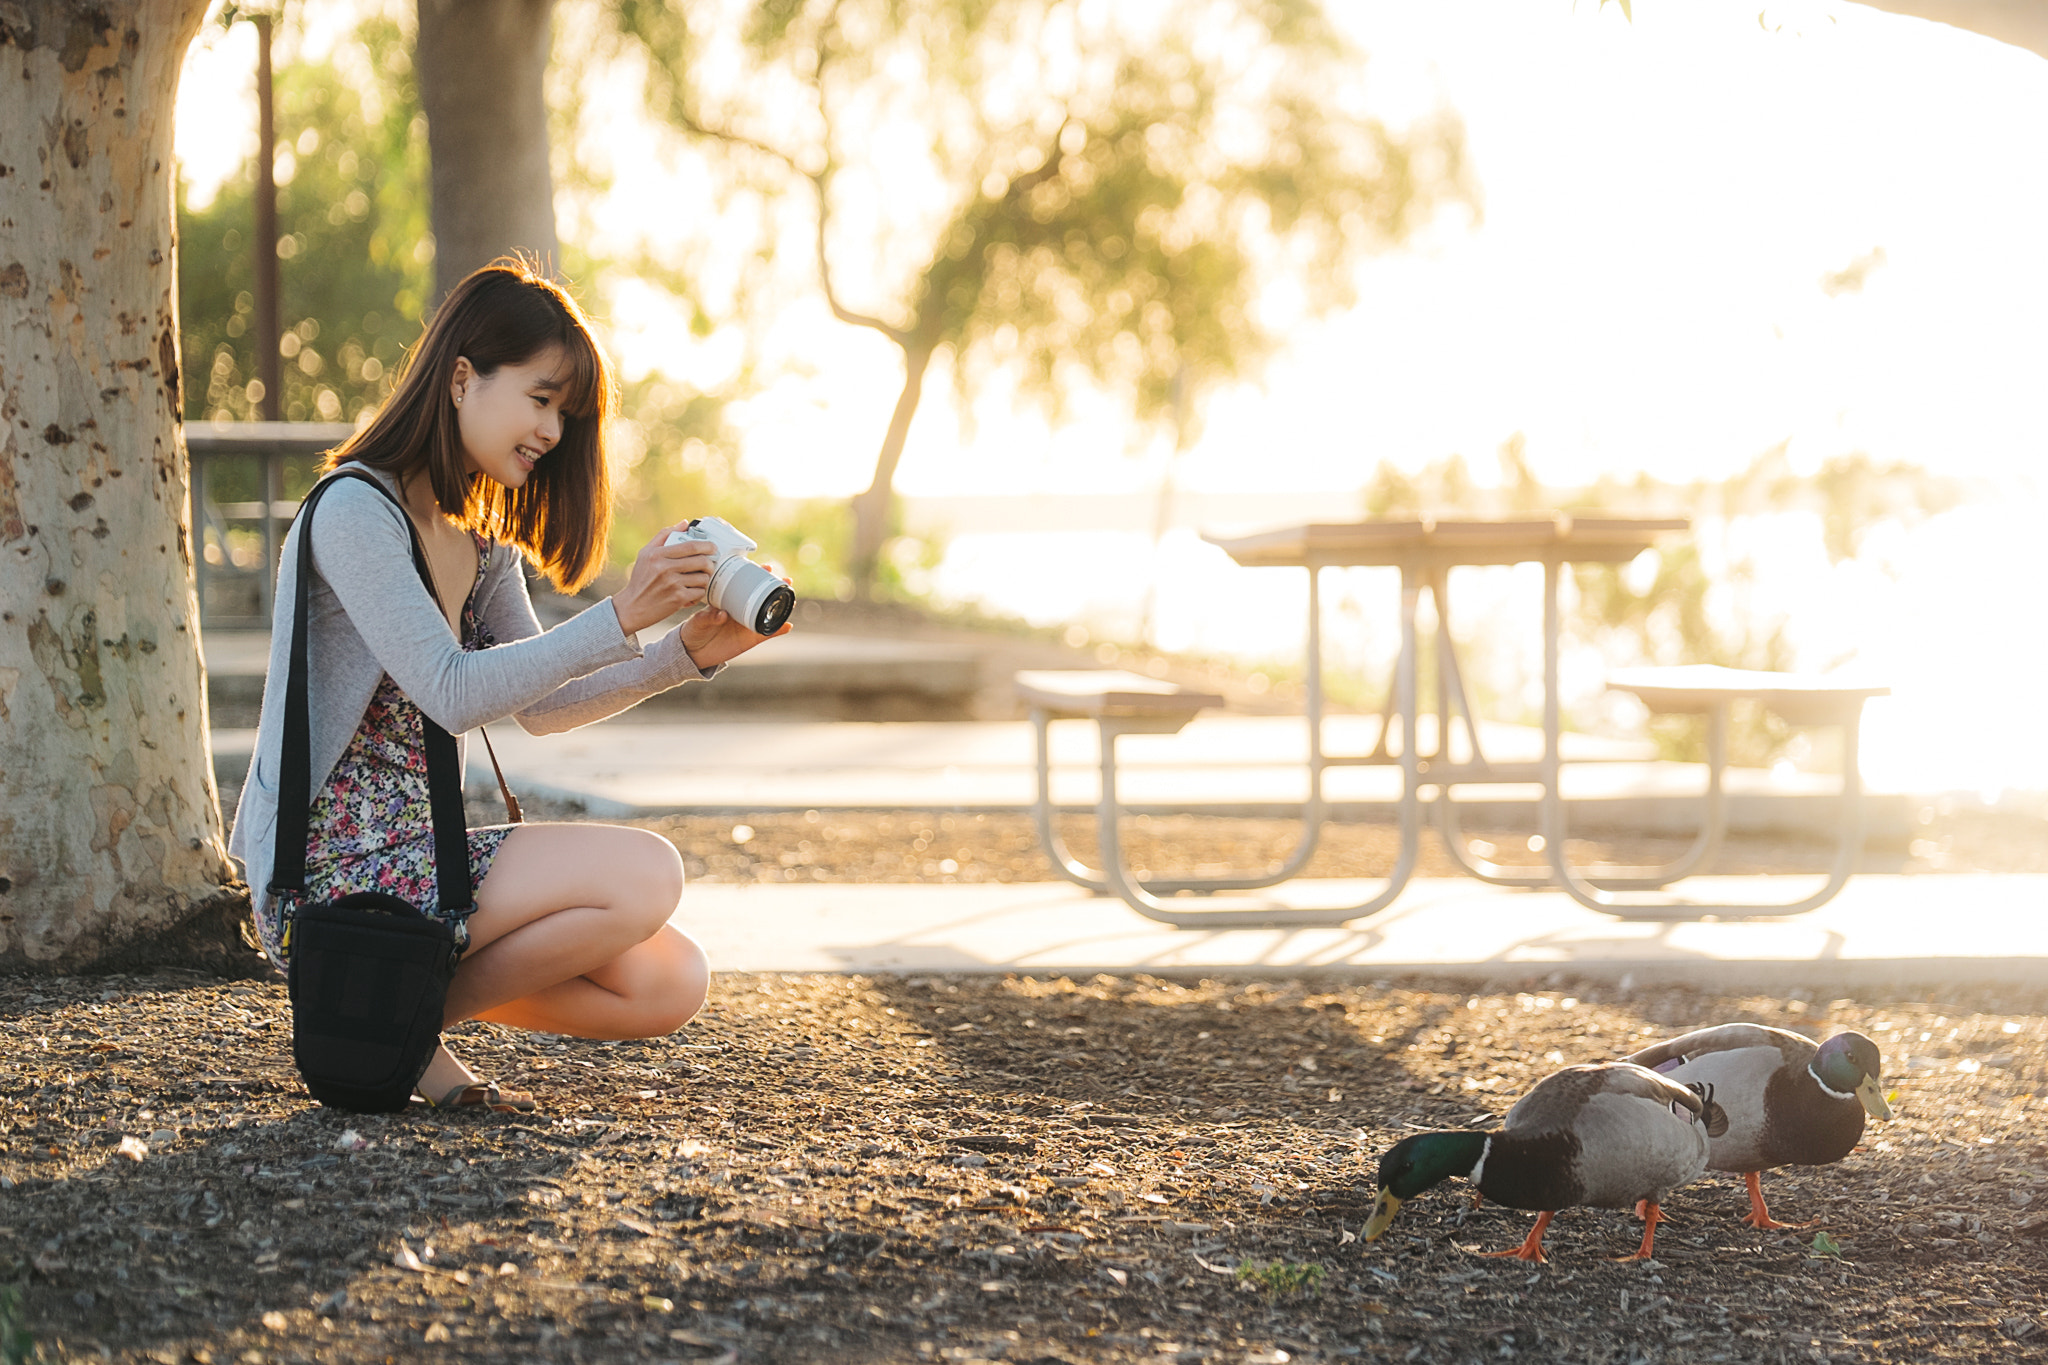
[610,525,716,636]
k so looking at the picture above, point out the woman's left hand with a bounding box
[678,572,793,669]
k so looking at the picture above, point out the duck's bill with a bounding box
[1363,1190,1403,1241]
[1856,1075,1894,1120]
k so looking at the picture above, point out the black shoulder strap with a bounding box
[268,469,473,917]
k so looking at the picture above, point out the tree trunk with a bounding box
[850,343,934,597]
[0,0,254,974]
[1850,1,2048,61]
[415,0,561,301]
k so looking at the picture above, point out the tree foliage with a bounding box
[179,13,433,426]
[610,0,1473,591]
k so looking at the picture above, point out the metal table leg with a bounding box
[1537,565,1866,920]
[1083,567,1423,928]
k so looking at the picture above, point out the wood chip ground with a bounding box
[4,959,2046,1364]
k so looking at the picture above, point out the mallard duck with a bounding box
[1624,1023,1891,1230]
[1363,1062,1726,1262]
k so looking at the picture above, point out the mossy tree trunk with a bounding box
[0,1,253,974]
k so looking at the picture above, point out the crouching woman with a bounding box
[228,259,783,1110]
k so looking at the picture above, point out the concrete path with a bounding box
[210,710,1904,839]
[203,627,2034,990]
[666,871,2046,988]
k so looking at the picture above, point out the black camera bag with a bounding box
[271,471,477,1113]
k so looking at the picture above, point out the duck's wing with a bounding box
[1627,1026,1801,1171]
[1624,1022,1814,1073]
[1502,1064,1608,1135]
[1506,1064,1711,1209]
[1504,1062,1707,1133]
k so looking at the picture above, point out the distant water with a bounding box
[905,494,2048,801]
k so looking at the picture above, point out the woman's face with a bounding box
[451,343,571,488]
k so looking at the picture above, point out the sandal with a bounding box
[423,1081,536,1113]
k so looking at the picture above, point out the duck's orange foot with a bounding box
[1740,1172,1813,1230]
[1477,1210,1552,1263]
[1741,1210,1815,1231]
[1480,1242,1549,1263]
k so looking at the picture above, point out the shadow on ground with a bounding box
[3,969,2045,1363]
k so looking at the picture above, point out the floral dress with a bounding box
[257,534,517,965]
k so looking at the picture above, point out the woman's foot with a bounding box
[416,1043,537,1113]
[417,1043,480,1103]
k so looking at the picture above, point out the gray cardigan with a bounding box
[226,463,716,922]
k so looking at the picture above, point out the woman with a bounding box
[228,259,781,1110]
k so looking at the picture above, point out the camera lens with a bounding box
[753,583,795,635]
[710,558,796,635]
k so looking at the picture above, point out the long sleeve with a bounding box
[473,549,720,735]
[304,477,641,734]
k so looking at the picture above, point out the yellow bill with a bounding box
[1856,1075,1894,1121]
[1363,1190,1403,1242]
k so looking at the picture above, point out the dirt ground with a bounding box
[5,805,2048,1364]
[3,966,2047,1365]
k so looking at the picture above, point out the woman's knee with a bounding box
[642,929,710,1035]
[613,827,686,931]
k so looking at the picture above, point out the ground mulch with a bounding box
[7,798,2048,1363]
[5,955,2048,1364]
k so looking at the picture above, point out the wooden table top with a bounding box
[1204,515,1690,570]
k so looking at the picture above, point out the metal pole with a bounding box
[253,15,282,424]
[253,14,283,620]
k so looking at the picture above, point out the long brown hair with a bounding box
[325,258,617,591]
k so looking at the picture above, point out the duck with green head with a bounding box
[1625,1023,1891,1229]
[1364,1062,1726,1263]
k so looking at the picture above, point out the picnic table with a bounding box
[1024,515,1885,927]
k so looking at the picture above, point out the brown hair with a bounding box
[324,257,617,591]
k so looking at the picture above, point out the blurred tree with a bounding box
[0,0,251,972]
[613,0,1472,596]
[415,0,562,299]
[181,6,783,607]
[180,12,434,427]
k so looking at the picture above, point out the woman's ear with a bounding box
[450,356,476,407]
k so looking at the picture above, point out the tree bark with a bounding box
[0,0,255,973]
[1849,0,2048,61]
[850,343,935,596]
[415,0,561,301]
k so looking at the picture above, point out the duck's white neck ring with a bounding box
[1469,1134,1493,1186]
[1807,1062,1854,1101]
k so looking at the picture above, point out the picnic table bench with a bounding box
[1545,665,1891,920]
[1017,669,1312,904]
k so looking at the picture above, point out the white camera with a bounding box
[665,516,795,635]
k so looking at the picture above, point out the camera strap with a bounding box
[268,469,474,916]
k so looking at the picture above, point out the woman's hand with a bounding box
[611,525,716,636]
[679,566,794,669]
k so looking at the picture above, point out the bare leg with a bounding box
[417,825,707,1101]
[474,924,707,1039]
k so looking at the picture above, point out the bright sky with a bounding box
[176,1,2048,796]
[176,0,2048,497]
